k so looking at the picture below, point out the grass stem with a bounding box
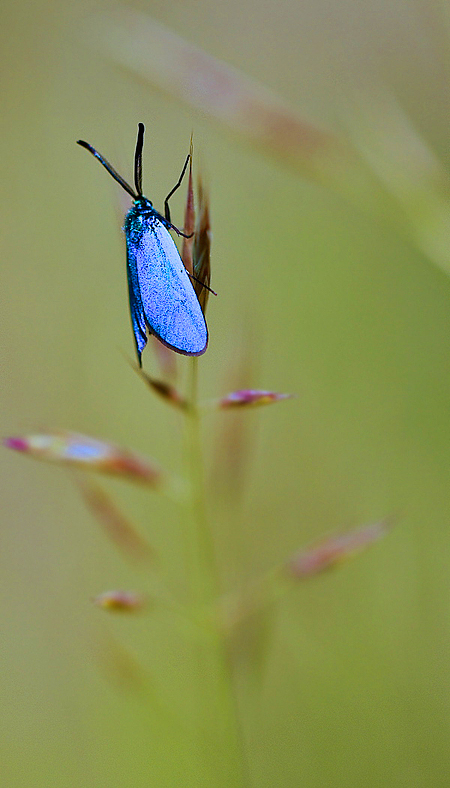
[184,358,249,787]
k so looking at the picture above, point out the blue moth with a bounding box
[77,124,208,366]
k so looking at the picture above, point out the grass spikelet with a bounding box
[287,519,393,578]
[78,479,155,564]
[181,138,195,277]
[138,371,188,410]
[92,590,146,612]
[4,431,164,487]
[192,175,212,312]
[216,388,294,409]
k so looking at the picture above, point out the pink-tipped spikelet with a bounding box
[287,520,392,578]
[92,590,146,612]
[5,431,163,487]
[218,389,294,409]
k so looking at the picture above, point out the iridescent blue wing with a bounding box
[126,251,147,365]
[126,213,208,362]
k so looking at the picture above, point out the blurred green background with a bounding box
[2,0,450,786]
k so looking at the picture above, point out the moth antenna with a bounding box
[134,123,145,197]
[77,140,137,199]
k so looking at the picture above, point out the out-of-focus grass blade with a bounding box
[209,336,258,507]
[87,9,450,275]
[93,631,147,692]
[345,91,450,275]
[87,8,347,184]
[78,479,155,564]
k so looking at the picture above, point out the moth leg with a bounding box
[187,272,217,296]
[170,225,194,239]
[164,154,190,224]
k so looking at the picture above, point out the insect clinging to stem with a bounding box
[77,123,209,366]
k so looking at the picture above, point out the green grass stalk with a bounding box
[184,358,249,787]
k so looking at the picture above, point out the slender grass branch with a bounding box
[185,359,220,603]
[183,358,249,787]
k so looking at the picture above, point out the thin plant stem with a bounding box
[186,358,218,603]
[184,358,249,787]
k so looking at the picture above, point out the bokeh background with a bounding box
[2,0,450,786]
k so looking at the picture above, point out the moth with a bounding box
[77,124,208,365]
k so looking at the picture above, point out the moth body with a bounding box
[125,197,208,364]
[77,125,209,366]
